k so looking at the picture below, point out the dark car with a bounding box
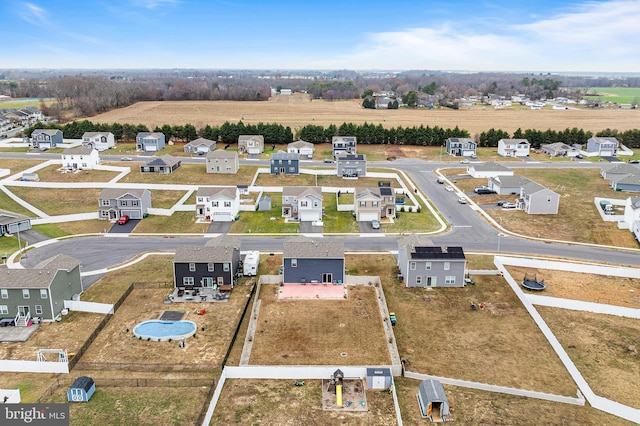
[497,200,508,206]
[474,186,494,194]
[629,160,640,164]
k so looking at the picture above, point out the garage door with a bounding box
[146,145,157,152]
[358,212,378,222]
[299,211,321,222]
[121,210,141,219]
[212,212,233,222]
[600,150,613,156]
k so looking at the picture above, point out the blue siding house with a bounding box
[136,132,166,152]
[270,152,300,175]
[282,236,344,284]
[445,137,476,157]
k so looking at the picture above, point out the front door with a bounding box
[280,167,285,174]
[322,273,332,283]
[18,306,29,316]
[426,277,436,287]
[202,277,213,288]
[217,277,224,286]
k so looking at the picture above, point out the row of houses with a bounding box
[1,107,43,133]
[445,137,623,158]
[600,163,640,192]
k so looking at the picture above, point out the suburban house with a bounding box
[541,142,580,157]
[61,146,100,170]
[497,139,530,157]
[445,137,476,157]
[282,236,344,285]
[0,254,82,324]
[136,132,166,152]
[206,150,239,174]
[0,209,31,237]
[488,175,534,195]
[336,154,367,177]
[31,129,63,150]
[600,163,640,180]
[184,137,216,154]
[623,196,640,242]
[332,136,357,159]
[238,135,264,155]
[610,174,640,192]
[195,186,240,222]
[287,140,315,159]
[270,152,300,175]
[397,234,467,288]
[586,137,619,156]
[281,186,323,222]
[98,188,152,220]
[82,131,115,151]
[354,187,396,221]
[467,162,514,179]
[517,181,560,214]
[140,155,182,174]
[173,236,241,293]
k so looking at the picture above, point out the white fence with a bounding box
[0,388,21,403]
[500,255,640,278]
[0,360,69,374]
[64,300,114,315]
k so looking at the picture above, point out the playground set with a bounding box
[322,369,368,412]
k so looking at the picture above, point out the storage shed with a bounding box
[258,195,271,211]
[68,376,95,402]
[365,367,392,389]
[417,379,452,422]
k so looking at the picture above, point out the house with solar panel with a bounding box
[397,234,466,287]
[354,187,396,221]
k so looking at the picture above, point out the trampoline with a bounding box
[522,273,546,291]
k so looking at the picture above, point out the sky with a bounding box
[1,0,639,72]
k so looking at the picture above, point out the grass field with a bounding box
[0,98,56,110]
[6,187,101,215]
[86,93,640,136]
[582,87,640,105]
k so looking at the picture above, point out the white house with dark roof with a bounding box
[467,162,513,179]
[282,236,345,284]
[184,137,216,154]
[332,136,357,159]
[206,150,239,174]
[195,186,240,222]
[282,186,323,222]
[497,139,530,157]
[488,175,533,195]
[586,137,619,156]
[517,181,560,214]
[287,140,315,159]
[61,146,100,170]
[82,131,115,151]
[98,188,152,220]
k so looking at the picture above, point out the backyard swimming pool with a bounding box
[133,320,197,341]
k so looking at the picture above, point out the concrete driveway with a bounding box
[109,219,140,234]
[358,221,383,234]
[207,221,232,233]
[300,221,323,234]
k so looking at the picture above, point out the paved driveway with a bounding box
[109,219,140,234]
[207,221,232,233]
[358,221,382,234]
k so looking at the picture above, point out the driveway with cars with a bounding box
[358,221,383,234]
[109,219,140,233]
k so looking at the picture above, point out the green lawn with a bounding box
[581,87,640,104]
[322,193,359,233]
[0,190,34,216]
[229,193,299,233]
[386,198,440,233]
[0,235,20,258]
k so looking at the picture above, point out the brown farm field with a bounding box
[86,94,640,135]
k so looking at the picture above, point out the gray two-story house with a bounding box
[0,254,82,324]
[332,136,357,159]
[31,129,63,150]
[98,188,152,220]
[282,236,344,284]
[397,235,466,288]
[282,186,323,222]
[445,137,476,157]
[173,236,241,293]
[238,135,264,155]
[354,187,396,221]
[337,154,367,177]
[270,152,300,175]
[586,137,619,156]
[136,132,166,152]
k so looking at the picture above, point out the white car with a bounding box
[445,185,454,192]
[502,202,517,209]
[458,197,467,204]
[460,159,470,164]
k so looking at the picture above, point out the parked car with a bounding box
[501,202,517,209]
[497,200,508,206]
[629,160,640,164]
[120,156,133,161]
[460,159,470,164]
[474,186,494,194]
[371,220,380,229]
[323,158,334,163]
[458,197,467,204]
[445,185,454,192]
[117,214,130,225]
[436,177,444,184]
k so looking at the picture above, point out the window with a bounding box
[213,201,219,207]
[223,263,230,272]
[208,263,214,272]
[291,259,297,267]
[416,276,422,285]
[289,167,295,173]
[0,289,7,299]
[131,200,139,207]
[35,305,43,315]
[22,289,30,299]
[40,289,48,299]
[425,262,431,270]
[300,201,308,207]
[189,263,196,272]
[444,262,450,270]
[313,201,319,207]
[0,305,7,315]
[372,201,378,207]
[101,199,110,206]
[183,277,194,286]
[360,201,366,207]
[410,262,416,270]
[445,276,456,285]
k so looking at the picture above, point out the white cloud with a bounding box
[20,2,47,25]
[317,0,640,72]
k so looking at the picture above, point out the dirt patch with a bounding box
[249,284,390,366]
[506,266,640,308]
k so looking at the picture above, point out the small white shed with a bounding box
[366,367,392,389]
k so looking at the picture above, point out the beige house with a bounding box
[238,135,264,154]
[206,150,239,174]
[354,187,396,221]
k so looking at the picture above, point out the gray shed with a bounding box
[258,195,272,211]
[417,379,452,422]
[366,367,392,389]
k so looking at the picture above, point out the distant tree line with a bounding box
[24,119,640,149]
